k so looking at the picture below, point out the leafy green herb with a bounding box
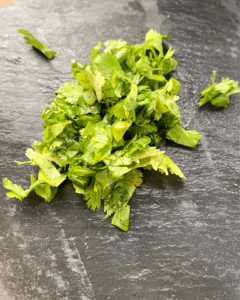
[4,30,201,231]
[166,125,201,148]
[199,70,240,107]
[18,29,56,59]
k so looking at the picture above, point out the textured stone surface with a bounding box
[0,0,239,299]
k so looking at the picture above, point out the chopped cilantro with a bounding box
[4,30,203,231]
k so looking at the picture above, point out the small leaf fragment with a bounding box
[166,125,201,148]
[18,29,56,59]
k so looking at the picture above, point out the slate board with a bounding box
[0,0,239,299]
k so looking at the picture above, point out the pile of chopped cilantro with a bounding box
[3,30,202,231]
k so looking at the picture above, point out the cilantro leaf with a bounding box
[3,178,28,201]
[86,66,106,101]
[157,154,186,179]
[166,125,201,148]
[111,205,130,232]
[200,70,240,107]
[104,39,127,53]
[55,82,83,104]
[18,29,56,59]
[3,174,58,202]
[25,149,67,186]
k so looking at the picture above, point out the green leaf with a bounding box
[30,175,58,202]
[112,120,132,141]
[148,74,167,82]
[86,66,106,101]
[84,178,102,210]
[104,39,127,53]
[145,29,163,54]
[157,93,181,129]
[18,29,56,59]
[160,77,181,96]
[55,82,83,104]
[43,120,72,141]
[128,122,158,138]
[25,149,67,186]
[210,93,229,106]
[75,114,101,127]
[76,72,89,87]
[111,82,138,119]
[71,60,86,76]
[166,125,201,147]
[95,169,116,189]
[111,205,130,232]
[104,169,143,230]
[3,178,27,200]
[91,52,123,79]
[200,70,240,107]
[3,174,57,202]
[155,154,186,179]
[91,41,102,59]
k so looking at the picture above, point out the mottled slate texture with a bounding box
[0,0,239,299]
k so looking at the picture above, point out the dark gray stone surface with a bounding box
[0,0,239,299]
